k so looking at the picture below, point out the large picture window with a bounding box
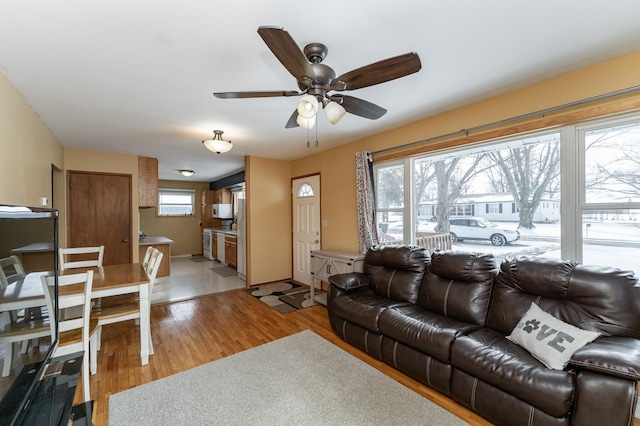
[374,112,640,274]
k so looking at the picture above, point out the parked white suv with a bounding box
[445,217,520,246]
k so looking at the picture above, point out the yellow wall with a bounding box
[0,72,64,207]
[290,51,640,253]
[4,51,640,275]
[246,156,291,285]
[139,180,209,256]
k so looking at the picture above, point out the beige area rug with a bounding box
[109,330,468,425]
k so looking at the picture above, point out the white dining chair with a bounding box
[0,255,26,324]
[41,270,98,402]
[141,246,154,270]
[0,311,51,377]
[90,250,162,372]
[0,255,25,286]
[0,255,46,360]
[58,246,104,271]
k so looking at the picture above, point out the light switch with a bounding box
[322,220,328,228]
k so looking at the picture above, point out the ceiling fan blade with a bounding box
[214,91,301,99]
[257,26,315,85]
[329,52,421,91]
[331,95,387,120]
[285,110,300,128]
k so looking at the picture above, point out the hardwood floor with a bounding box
[84,289,493,425]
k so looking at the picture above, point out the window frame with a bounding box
[374,110,640,271]
[157,188,196,217]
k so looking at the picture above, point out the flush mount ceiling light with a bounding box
[179,169,194,177]
[202,130,233,154]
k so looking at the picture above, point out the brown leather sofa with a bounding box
[327,245,640,426]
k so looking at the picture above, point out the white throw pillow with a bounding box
[507,302,600,370]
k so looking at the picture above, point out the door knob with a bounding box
[123,239,129,243]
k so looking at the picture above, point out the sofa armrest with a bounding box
[328,272,369,291]
[570,336,640,380]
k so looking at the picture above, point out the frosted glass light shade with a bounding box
[297,95,318,119]
[203,139,233,154]
[324,101,346,125]
[296,114,316,129]
[202,130,233,154]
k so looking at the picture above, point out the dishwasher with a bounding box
[203,228,214,260]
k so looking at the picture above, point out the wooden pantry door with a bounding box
[67,171,132,265]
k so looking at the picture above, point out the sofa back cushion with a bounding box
[364,245,429,304]
[417,250,498,326]
[487,256,640,338]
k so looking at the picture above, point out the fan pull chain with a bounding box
[315,119,319,147]
[306,125,310,148]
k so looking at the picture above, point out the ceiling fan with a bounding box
[214,26,422,129]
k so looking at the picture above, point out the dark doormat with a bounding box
[244,282,312,313]
[210,266,238,277]
[190,255,210,262]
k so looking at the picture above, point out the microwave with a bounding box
[212,203,233,219]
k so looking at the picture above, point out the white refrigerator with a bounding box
[236,199,246,281]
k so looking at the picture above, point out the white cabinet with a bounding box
[310,249,365,305]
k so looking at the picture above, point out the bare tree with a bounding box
[433,155,487,233]
[585,126,640,197]
[376,164,404,222]
[489,141,560,229]
[484,161,510,193]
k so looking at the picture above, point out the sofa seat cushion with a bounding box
[331,288,411,333]
[451,327,575,418]
[379,305,481,363]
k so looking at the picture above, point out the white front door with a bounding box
[292,175,321,286]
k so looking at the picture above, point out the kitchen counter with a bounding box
[139,236,174,246]
[209,228,237,236]
[138,236,173,277]
[11,242,55,273]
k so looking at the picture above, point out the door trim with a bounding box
[291,173,321,286]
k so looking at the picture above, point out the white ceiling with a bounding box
[1,1,640,182]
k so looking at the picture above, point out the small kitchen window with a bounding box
[157,188,195,216]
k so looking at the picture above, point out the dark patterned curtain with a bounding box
[355,151,379,253]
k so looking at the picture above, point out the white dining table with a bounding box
[0,264,152,366]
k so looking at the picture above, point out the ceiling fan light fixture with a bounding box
[296,114,316,129]
[179,169,195,177]
[323,100,346,125]
[297,94,318,119]
[203,130,233,154]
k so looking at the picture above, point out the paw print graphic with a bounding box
[522,319,540,334]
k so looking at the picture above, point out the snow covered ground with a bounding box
[383,220,640,273]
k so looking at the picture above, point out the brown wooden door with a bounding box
[67,171,132,265]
